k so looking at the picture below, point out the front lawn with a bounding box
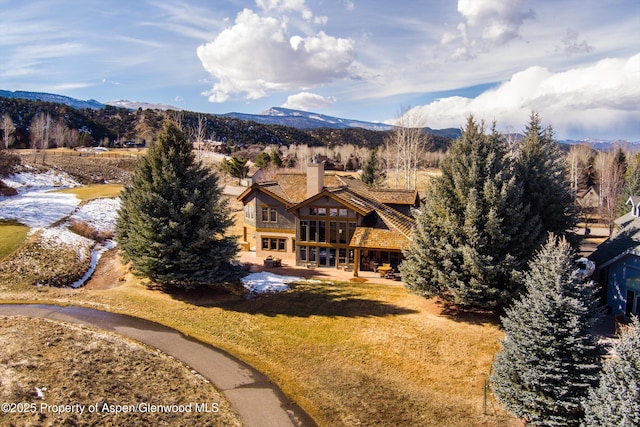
[0,266,517,426]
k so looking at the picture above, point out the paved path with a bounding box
[0,304,315,427]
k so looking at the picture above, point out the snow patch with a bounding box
[69,241,116,288]
[3,169,81,191]
[240,272,303,294]
[70,198,120,233]
[0,170,83,227]
[0,191,80,227]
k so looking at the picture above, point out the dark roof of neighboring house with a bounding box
[589,217,640,267]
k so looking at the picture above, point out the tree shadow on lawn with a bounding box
[434,298,502,326]
[171,282,418,318]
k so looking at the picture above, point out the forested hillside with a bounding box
[0,96,452,151]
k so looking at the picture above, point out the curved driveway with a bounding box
[0,304,315,427]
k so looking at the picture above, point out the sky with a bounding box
[1,0,639,141]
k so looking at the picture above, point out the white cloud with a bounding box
[197,8,356,103]
[442,0,533,59]
[282,92,336,110]
[255,0,327,23]
[402,53,640,140]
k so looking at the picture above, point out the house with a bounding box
[589,196,640,318]
[237,160,418,276]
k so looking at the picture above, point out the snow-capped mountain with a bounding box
[106,99,182,111]
[0,90,104,110]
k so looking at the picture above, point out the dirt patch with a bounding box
[84,248,126,290]
[18,152,136,185]
[0,316,241,426]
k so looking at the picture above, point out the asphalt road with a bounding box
[0,304,315,427]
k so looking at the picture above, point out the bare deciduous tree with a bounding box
[30,112,53,150]
[598,150,626,234]
[0,113,16,149]
[386,107,430,189]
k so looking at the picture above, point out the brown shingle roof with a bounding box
[239,171,417,246]
[350,227,411,251]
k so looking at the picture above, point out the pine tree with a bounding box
[617,152,640,217]
[400,116,541,309]
[221,155,249,181]
[270,149,283,167]
[515,112,578,239]
[491,235,603,427]
[255,151,271,168]
[582,317,640,427]
[360,147,386,187]
[116,121,242,290]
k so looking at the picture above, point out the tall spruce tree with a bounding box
[400,116,540,309]
[515,112,578,239]
[582,317,640,427]
[360,147,386,187]
[491,236,603,427]
[116,121,242,289]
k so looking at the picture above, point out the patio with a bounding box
[239,250,403,285]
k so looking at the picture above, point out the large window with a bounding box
[318,221,326,242]
[261,206,277,223]
[300,221,307,241]
[261,237,286,252]
[329,221,337,243]
[309,221,317,242]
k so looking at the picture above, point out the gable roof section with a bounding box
[589,218,640,267]
[237,182,293,207]
[240,171,417,244]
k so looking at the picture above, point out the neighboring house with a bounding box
[237,161,418,276]
[589,196,640,317]
[577,186,600,212]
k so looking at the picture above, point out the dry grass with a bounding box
[0,316,240,426]
[0,230,91,290]
[54,183,123,201]
[0,265,518,426]
[0,221,29,261]
[18,150,136,184]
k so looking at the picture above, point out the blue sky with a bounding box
[1,0,639,140]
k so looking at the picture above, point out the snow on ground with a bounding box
[1,170,121,288]
[2,168,82,191]
[0,190,80,227]
[69,240,116,288]
[241,272,303,295]
[39,226,94,252]
[69,198,120,233]
[0,169,83,227]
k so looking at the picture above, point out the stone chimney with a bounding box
[307,156,324,198]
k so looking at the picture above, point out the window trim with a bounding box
[261,237,286,252]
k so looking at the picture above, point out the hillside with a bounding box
[0,92,455,151]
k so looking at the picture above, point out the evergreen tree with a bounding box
[270,149,283,167]
[515,112,578,240]
[491,235,603,427]
[116,121,242,289]
[360,147,386,187]
[400,116,540,309]
[582,317,640,427]
[617,152,640,217]
[255,151,271,168]
[221,155,249,181]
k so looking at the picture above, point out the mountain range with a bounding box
[0,89,461,137]
[1,89,636,146]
